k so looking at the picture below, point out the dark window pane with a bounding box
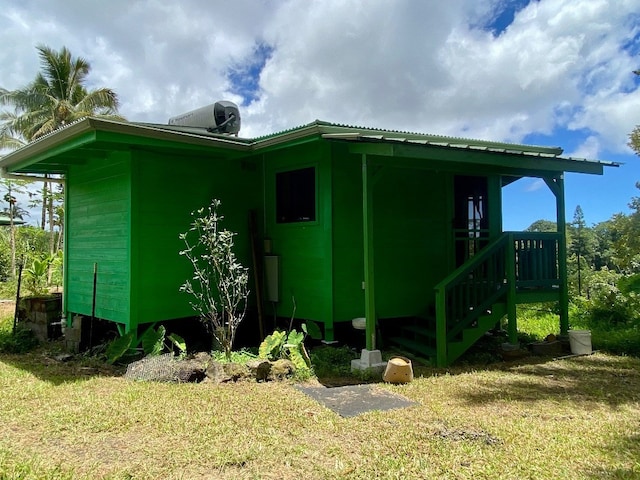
[276,167,316,223]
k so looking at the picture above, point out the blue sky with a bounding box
[1,0,639,230]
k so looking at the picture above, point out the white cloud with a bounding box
[0,0,638,144]
[568,135,602,160]
[2,0,640,230]
[525,178,546,192]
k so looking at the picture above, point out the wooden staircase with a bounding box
[390,302,506,365]
[389,232,561,367]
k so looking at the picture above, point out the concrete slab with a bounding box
[295,384,416,418]
[351,349,387,374]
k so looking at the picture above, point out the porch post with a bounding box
[556,175,569,335]
[506,233,518,344]
[362,154,376,350]
[545,175,569,335]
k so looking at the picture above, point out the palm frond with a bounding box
[32,118,59,139]
[2,45,126,143]
[0,133,26,150]
[75,88,120,112]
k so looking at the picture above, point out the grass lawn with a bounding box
[1,303,639,479]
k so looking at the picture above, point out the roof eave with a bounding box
[0,118,96,172]
[0,117,253,173]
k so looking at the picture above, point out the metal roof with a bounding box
[319,131,620,166]
[0,215,25,226]
[253,120,563,154]
[0,117,619,172]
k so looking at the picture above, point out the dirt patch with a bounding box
[0,300,16,319]
[432,425,503,445]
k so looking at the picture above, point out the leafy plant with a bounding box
[179,199,249,361]
[310,345,359,377]
[105,331,135,364]
[49,250,64,288]
[210,348,257,364]
[167,332,187,356]
[0,324,39,353]
[106,325,186,364]
[258,330,285,359]
[303,319,322,340]
[140,325,166,357]
[259,326,313,377]
[23,255,54,296]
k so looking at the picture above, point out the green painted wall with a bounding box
[331,147,365,323]
[372,167,451,317]
[264,141,334,326]
[62,134,503,339]
[131,151,263,327]
[65,151,132,325]
[330,149,453,323]
[64,148,262,332]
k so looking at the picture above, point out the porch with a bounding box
[386,231,565,367]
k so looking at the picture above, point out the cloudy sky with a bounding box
[1,0,639,229]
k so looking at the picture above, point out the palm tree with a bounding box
[0,45,125,279]
[0,44,124,144]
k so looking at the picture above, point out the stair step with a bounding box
[389,337,436,357]
[446,304,507,365]
[402,324,436,339]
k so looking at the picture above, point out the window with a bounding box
[276,167,316,223]
[454,175,489,266]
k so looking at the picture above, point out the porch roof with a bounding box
[0,117,618,176]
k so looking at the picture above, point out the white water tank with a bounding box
[168,101,241,135]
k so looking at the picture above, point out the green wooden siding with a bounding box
[65,151,131,325]
[64,148,262,332]
[131,151,263,326]
[331,149,366,324]
[264,141,333,326]
[372,167,451,317]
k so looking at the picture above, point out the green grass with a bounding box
[1,347,639,476]
[0,304,40,354]
[518,303,640,357]
[517,305,561,341]
[1,312,640,478]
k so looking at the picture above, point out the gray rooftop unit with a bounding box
[168,100,241,135]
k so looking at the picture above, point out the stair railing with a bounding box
[434,232,561,367]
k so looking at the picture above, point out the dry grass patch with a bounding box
[0,346,638,479]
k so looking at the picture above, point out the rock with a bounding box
[223,362,250,381]
[205,361,252,383]
[193,351,212,366]
[124,353,178,382]
[270,359,295,379]
[246,359,271,381]
[175,358,207,383]
[204,361,231,384]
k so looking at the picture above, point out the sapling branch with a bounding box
[179,199,249,360]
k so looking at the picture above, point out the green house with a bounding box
[0,117,616,366]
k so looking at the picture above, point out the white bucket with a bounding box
[568,330,592,355]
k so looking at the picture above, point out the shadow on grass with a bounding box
[0,345,124,385]
[452,354,640,408]
[587,432,640,478]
